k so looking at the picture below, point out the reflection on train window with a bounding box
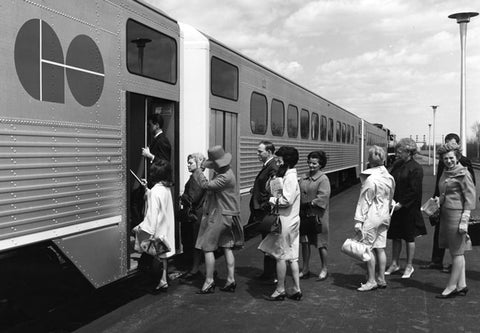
[250,92,267,134]
[320,116,327,141]
[300,109,309,139]
[342,123,346,143]
[336,121,341,142]
[126,19,177,83]
[287,105,298,138]
[311,113,319,140]
[328,118,334,142]
[211,57,238,101]
[271,99,285,136]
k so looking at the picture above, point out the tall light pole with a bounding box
[449,12,478,154]
[431,105,439,175]
[428,123,432,166]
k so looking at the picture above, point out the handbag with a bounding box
[142,235,171,257]
[258,199,282,235]
[341,234,372,262]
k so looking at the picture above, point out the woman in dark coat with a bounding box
[179,153,206,283]
[385,138,426,279]
[194,146,244,294]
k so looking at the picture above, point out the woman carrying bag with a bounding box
[353,146,395,291]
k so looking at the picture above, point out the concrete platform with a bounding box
[77,157,480,333]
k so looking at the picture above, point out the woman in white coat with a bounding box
[354,146,395,291]
[135,160,176,293]
[258,146,302,301]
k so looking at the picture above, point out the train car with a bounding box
[180,23,364,228]
[360,122,390,171]
[0,0,180,288]
[0,0,393,293]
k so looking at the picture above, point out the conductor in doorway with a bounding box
[249,140,278,283]
[142,113,171,168]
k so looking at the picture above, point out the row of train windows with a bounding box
[125,20,356,144]
[367,133,387,146]
[251,92,356,144]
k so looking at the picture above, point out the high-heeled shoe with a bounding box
[219,281,236,292]
[299,271,311,280]
[457,286,468,296]
[287,291,303,301]
[197,282,215,294]
[152,282,169,294]
[263,290,286,301]
[435,289,458,299]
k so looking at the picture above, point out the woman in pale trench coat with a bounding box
[354,146,395,291]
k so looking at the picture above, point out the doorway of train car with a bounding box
[126,92,178,271]
[210,109,238,176]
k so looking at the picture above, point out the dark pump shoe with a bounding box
[152,283,168,294]
[219,282,237,292]
[420,262,442,270]
[457,287,468,296]
[287,291,303,301]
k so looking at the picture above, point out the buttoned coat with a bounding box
[299,170,331,234]
[438,164,476,211]
[194,166,244,251]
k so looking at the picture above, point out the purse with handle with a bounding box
[341,233,372,262]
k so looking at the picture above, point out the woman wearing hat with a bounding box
[192,146,244,294]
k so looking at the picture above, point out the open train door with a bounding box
[126,92,178,270]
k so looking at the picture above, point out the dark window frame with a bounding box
[271,98,285,137]
[250,92,268,135]
[210,56,239,101]
[126,19,177,84]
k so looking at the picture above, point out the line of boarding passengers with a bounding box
[133,129,476,300]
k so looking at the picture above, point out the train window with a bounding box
[336,121,341,142]
[300,109,309,139]
[311,113,319,140]
[346,125,351,143]
[351,125,355,143]
[320,116,327,141]
[328,118,334,142]
[342,123,346,143]
[211,57,239,101]
[271,99,285,136]
[126,19,177,84]
[287,105,298,138]
[250,92,268,134]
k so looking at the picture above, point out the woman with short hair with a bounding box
[435,142,476,298]
[298,150,331,281]
[354,146,395,291]
[259,146,302,301]
[386,138,426,279]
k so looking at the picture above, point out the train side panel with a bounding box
[0,0,180,287]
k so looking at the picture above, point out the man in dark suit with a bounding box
[249,140,278,283]
[422,133,476,271]
[142,113,171,165]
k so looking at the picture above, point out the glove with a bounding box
[354,222,363,233]
[459,212,470,234]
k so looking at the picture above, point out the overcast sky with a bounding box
[148,0,479,144]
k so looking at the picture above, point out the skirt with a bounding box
[439,207,469,256]
[258,217,299,261]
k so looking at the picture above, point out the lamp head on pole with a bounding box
[448,12,478,23]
